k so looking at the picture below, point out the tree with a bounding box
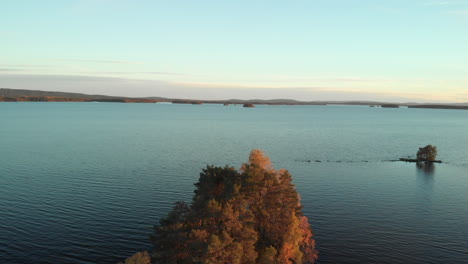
[151,149,318,263]
[118,252,151,264]
[417,145,437,161]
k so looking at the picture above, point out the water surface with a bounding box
[0,103,467,263]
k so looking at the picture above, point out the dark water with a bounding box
[0,103,467,264]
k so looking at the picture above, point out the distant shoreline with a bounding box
[1,88,467,110]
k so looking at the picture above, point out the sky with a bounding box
[1,0,468,102]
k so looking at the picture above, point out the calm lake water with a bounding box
[0,103,467,264]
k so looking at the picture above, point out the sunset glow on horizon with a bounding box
[2,0,468,102]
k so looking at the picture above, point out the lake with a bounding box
[0,102,467,264]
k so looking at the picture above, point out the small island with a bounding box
[122,150,318,264]
[399,145,441,163]
[381,104,399,108]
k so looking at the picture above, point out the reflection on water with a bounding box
[416,162,435,175]
[416,162,434,190]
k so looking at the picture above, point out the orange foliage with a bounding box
[152,150,318,264]
[241,149,273,172]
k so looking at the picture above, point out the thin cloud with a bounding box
[456,93,468,101]
[172,81,275,89]
[79,71,186,76]
[0,74,463,103]
[0,64,57,68]
[447,9,468,14]
[59,59,140,64]
[424,1,452,5]
[424,1,468,5]
[79,71,132,75]
[334,77,381,83]
[0,32,15,36]
[0,68,24,72]
[224,75,394,84]
[145,72,186,76]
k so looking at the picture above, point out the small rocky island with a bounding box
[399,145,441,163]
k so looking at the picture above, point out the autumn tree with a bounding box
[118,252,151,264]
[417,145,437,161]
[151,149,318,263]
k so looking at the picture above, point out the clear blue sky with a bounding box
[1,0,468,102]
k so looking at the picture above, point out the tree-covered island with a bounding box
[121,149,318,264]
